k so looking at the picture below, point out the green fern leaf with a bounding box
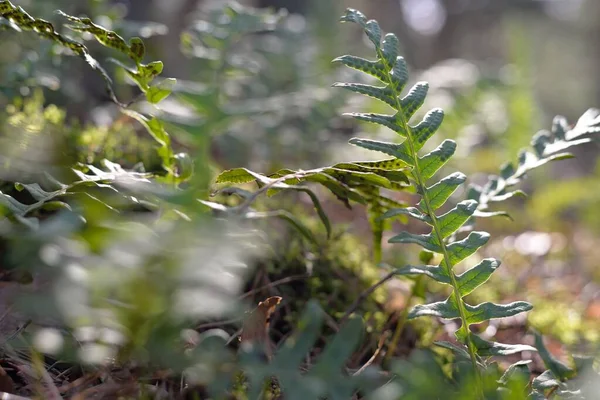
[239,301,370,399]
[332,55,387,82]
[467,109,600,226]
[418,172,467,211]
[380,207,430,223]
[349,138,411,163]
[455,258,500,296]
[410,296,531,325]
[389,232,441,253]
[533,331,575,380]
[396,264,450,284]
[345,112,405,133]
[214,158,412,243]
[531,370,563,393]
[437,200,478,238]
[332,83,397,108]
[489,190,527,203]
[352,158,410,170]
[215,168,257,184]
[411,108,444,151]
[419,139,457,181]
[445,231,490,267]
[408,298,460,320]
[463,301,532,324]
[401,82,430,119]
[470,335,536,357]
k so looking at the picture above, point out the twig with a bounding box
[323,312,340,333]
[58,372,101,394]
[195,317,241,330]
[70,382,137,400]
[1,320,32,347]
[239,275,307,300]
[339,270,399,322]
[353,331,390,376]
[17,363,61,400]
[39,366,61,400]
[225,328,242,346]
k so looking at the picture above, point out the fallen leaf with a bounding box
[240,296,282,360]
[0,365,15,394]
[585,299,600,320]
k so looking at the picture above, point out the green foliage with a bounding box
[0,4,390,397]
[335,9,531,375]
[236,304,373,400]
[1,2,600,399]
[465,109,600,226]
[527,332,600,399]
[1,90,161,171]
[0,0,118,102]
[255,213,391,331]
[213,158,410,246]
[0,0,186,183]
[204,8,600,396]
[175,2,351,171]
[333,8,600,395]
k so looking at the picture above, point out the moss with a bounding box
[528,298,600,346]
[0,90,162,174]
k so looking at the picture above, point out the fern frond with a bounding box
[0,160,157,231]
[214,158,411,252]
[335,8,534,387]
[464,108,600,229]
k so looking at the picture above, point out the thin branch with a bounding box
[240,275,307,300]
[339,270,399,323]
[195,317,241,330]
[353,331,390,376]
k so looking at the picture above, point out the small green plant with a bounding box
[330,8,600,395]
[333,9,527,391]
[1,2,600,399]
[0,3,391,398]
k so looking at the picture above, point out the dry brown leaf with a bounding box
[240,296,282,360]
[585,299,600,320]
[0,365,16,395]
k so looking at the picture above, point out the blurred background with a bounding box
[1,0,600,369]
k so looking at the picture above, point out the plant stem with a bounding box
[376,48,482,394]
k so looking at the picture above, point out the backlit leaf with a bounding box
[419,172,466,211]
[445,231,490,267]
[455,258,500,297]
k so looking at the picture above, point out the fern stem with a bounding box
[405,120,482,389]
[374,47,482,392]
